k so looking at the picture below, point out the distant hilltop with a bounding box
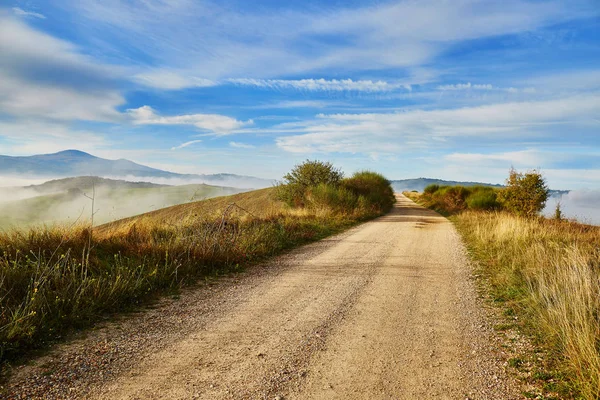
[0,150,274,189]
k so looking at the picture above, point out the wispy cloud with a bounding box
[438,83,494,90]
[171,140,202,150]
[134,70,217,90]
[275,95,600,154]
[0,120,108,155]
[64,0,598,86]
[0,13,124,121]
[12,7,46,19]
[437,82,535,93]
[127,106,253,135]
[228,78,411,92]
[229,141,255,149]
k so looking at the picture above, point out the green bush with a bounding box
[342,171,396,213]
[306,183,358,212]
[419,184,500,214]
[423,184,440,194]
[276,164,395,216]
[466,188,499,210]
[276,160,344,207]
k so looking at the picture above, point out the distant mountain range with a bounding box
[390,178,503,192]
[0,150,274,189]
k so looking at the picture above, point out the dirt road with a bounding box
[5,194,520,399]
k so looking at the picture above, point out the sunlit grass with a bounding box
[454,211,600,399]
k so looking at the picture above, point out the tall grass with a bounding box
[455,212,600,399]
[1,177,395,366]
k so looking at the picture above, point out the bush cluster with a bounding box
[417,169,549,218]
[418,184,500,214]
[276,160,396,216]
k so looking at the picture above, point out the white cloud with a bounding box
[0,120,108,155]
[12,7,46,19]
[251,100,345,109]
[437,82,535,93]
[523,69,600,92]
[134,70,217,90]
[444,150,552,167]
[0,13,124,121]
[228,78,410,92]
[0,75,125,121]
[438,83,494,90]
[127,106,253,135]
[229,141,256,149]
[275,95,600,154]
[171,140,202,150]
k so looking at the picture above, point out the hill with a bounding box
[96,188,279,236]
[0,150,273,189]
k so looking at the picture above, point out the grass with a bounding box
[454,211,600,399]
[0,178,394,370]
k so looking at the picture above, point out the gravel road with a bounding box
[3,194,522,399]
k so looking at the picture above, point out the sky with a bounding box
[0,0,599,189]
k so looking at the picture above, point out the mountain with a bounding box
[390,178,503,193]
[0,150,273,189]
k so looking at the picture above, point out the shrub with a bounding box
[306,183,357,213]
[423,184,440,194]
[497,168,549,218]
[342,171,396,213]
[276,160,344,207]
[418,184,501,214]
[466,187,500,210]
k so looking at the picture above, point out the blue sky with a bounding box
[0,0,599,189]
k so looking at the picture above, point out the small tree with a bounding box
[282,160,343,188]
[276,160,344,207]
[554,201,563,221]
[497,168,549,218]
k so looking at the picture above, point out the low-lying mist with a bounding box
[0,180,244,230]
[544,190,600,225]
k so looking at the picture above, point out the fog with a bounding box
[544,190,600,225]
[0,179,244,230]
[102,175,274,190]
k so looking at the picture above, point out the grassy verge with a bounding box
[408,191,600,399]
[1,173,395,371]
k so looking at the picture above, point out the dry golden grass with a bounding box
[96,188,281,237]
[455,212,600,399]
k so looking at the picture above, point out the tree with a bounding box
[282,160,343,188]
[276,160,344,207]
[497,168,549,217]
